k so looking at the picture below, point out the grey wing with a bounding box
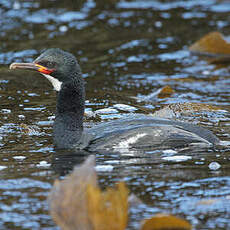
[89,125,213,152]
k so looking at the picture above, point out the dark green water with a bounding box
[0,0,230,229]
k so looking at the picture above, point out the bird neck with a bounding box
[53,77,85,149]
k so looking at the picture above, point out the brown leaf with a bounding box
[87,182,129,230]
[49,156,129,230]
[157,85,175,99]
[49,155,97,230]
[189,31,230,56]
[141,214,192,230]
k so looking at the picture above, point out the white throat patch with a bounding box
[42,74,62,91]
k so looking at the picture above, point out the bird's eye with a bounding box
[46,61,55,68]
[37,61,55,69]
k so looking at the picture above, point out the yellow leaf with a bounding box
[141,214,192,230]
[189,31,230,55]
[49,156,128,230]
[87,182,128,230]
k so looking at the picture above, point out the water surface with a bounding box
[0,0,230,229]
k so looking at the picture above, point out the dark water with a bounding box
[0,0,230,229]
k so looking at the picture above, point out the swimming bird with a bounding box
[10,48,219,151]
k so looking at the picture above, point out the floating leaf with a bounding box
[87,182,128,230]
[49,155,97,230]
[157,85,175,99]
[49,155,129,230]
[141,213,192,230]
[189,31,230,56]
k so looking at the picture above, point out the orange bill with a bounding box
[9,62,54,75]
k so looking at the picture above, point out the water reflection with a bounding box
[51,149,90,176]
[0,0,230,229]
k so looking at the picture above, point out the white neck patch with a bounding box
[42,74,62,91]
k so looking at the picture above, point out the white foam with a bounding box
[163,155,192,162]
[105,160,120,164]
[95,108,118,114]
[13,156,26,160]
[0,166,7,170]
[36,161,51,167]
[219,141,230,147]
[162,149,178,154]
[95,165,114,172]
[113,104,137,112]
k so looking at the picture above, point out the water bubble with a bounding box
[162,155,192,162]
[59,25,68,33]
[195,161,205,165]
[18,115,25,119]
[155,21,162,28]
[1,109,11,114]
[209,162,221,170]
